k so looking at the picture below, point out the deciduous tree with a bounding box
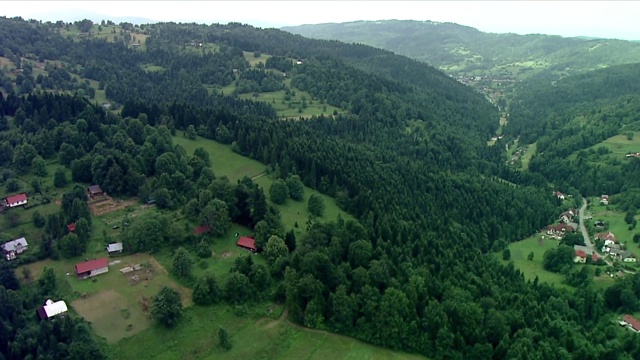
[151,286,183,327]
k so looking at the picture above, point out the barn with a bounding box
[75,258,109,279]
[236,236,257,252]
[5,193,27,208]
[37,299,68,320]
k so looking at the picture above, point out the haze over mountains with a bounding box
[282,20,640,80]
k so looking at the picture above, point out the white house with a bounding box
[2,237,28,261]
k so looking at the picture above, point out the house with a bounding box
[626,153,640,158]
[87,185,104,198]
[594,220,605,229]
[553,191,566,200]
[67,223,76,232]
[5,193,28,208]
[595,231,616,246]
[75,258,109,279]
[236,236,257,252]
[600,195,609,205]
[574,250,587,263]
[37,299,68,320]
[2,237,28,261]
[602,243,621,253]
[106,242,123,255]
[559,208,577,223]
[194,225,211,236]
[622,315,640,332]
[546,223,577,239]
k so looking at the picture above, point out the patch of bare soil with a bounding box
[89,196,138,216]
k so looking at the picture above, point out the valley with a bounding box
[2,13,640,360]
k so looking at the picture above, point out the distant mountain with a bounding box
[282,20,640,80]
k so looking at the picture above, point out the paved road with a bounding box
[578,197,614,266]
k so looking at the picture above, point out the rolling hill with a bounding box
[283,20,640,81]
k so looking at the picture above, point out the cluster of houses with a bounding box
[596,231,637,262]
[573,245,601,263]
[546,207,578,240]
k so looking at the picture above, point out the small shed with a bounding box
[87,185,104,198]
[37,299,68,320]
[75,258,109,279]
[67,223,76,232]
[106,242,123,255]
[236,236,257,252]
[2,237,28,261]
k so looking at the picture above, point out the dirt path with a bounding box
[251,172,267,180]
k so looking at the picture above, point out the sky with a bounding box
[1,1,639,40]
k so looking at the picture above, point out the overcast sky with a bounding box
[1,1,639,40]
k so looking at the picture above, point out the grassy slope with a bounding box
[173,135,354,236]
[109,304,427,360]
[520,141,537,170]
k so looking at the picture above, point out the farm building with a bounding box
[194,225,211,235]
[2,237,28,261]
[106,242,123,255]
[5,193,28,208]
[37,299,68,320]
[621,315,640,332]
[237,236,257,252]
[75,258,109,279]
[87,184,104,198]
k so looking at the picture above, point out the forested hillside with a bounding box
[505,63,640,195]
[2,16,640,359]
[283,20,640,80]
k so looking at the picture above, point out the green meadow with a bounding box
[109,303,427,360]
[173,135,354,235]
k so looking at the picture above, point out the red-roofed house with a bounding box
[75,258,109,279]
[574,250,587,263]
[237,236,257,252]
[194,225,211,236]
[5,193,27,208]
[553,191,566,200]
[622,315,640,332]
[67,223,76,232]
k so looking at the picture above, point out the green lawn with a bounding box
[243,51,272,67]
[501,233,567,287]
[569,132,640,164]
[109,303,427,360]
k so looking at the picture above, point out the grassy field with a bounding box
[243,51,272,67]
[173,135,354,235]
[238,88,344,119]
[570,132,640,164]
[501,233,567,287]
[18,252,191,343]
[520,141,537,170]
[109,303,427,360]
[502,231,616,289]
